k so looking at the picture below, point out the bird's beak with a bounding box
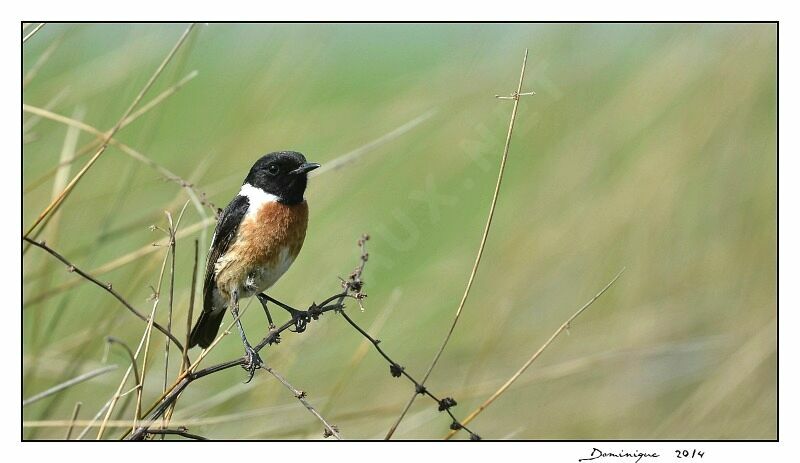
[289,162,321,175]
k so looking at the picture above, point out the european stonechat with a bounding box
[188,151,320,377]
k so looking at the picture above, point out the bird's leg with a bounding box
[258,293,301,312]
[256,293,276,330]
[258,293,310,333]
[230,289,262,382]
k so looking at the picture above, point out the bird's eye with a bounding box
[266,164,280,176]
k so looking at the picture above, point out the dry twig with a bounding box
[22,237,183,349]
[126,288,348,440]
[320,288,402,417]
[127,235,481,440]
[261,364,342,439]
[144,427,207,440]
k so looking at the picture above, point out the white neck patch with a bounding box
[239,183,279,218]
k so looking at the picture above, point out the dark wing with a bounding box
[202,194,250,313]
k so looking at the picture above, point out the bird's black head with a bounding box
[244,151,320,205]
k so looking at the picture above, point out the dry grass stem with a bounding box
[65,402,82,440]
[105,337,141,387]
[124,238,370,440]
[313,109,437,176]
[23,70,199,196]
[97,242,172,439]
[121,70,199,126]
[20,104,212,218]
[23,34,63,87]
[181,240,200,375]
[23,23,195,239]
[22,87,68,136]
[116,300,257,440]
[386,48,534,439]
[444,268,626,439]
[133,205,189,434]
[22,365,118,407]
[23,23,45,44]
[94,205,189,439]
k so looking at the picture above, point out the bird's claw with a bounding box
[241,345,263,383]
[288,309,310,333]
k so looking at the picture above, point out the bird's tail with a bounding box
[188,309,226,349]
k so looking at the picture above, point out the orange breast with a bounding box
[215,201,308,295]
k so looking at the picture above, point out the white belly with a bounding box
[212,247,295,309]
[243,247,295,296]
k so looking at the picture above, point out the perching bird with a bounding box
[188,151,320,378]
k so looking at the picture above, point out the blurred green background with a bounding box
[22,23,777,440]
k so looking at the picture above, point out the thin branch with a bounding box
[126,237,372,440]
[22,365,118,407]
[144,427,207,440]
[338,309,480,439]
[23,217,216,308]
[321,288,401,416]
[125,293,347,440]
[444,268,626,439]
[89,233,445,440]
[324,237,480,438]
[123,300,261,440]
[386,48,534,439]
[127,234,481,440]
[23,23,195,238]
[260,364,341,439]
[22,237,184,350]
[128,359,242,440]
